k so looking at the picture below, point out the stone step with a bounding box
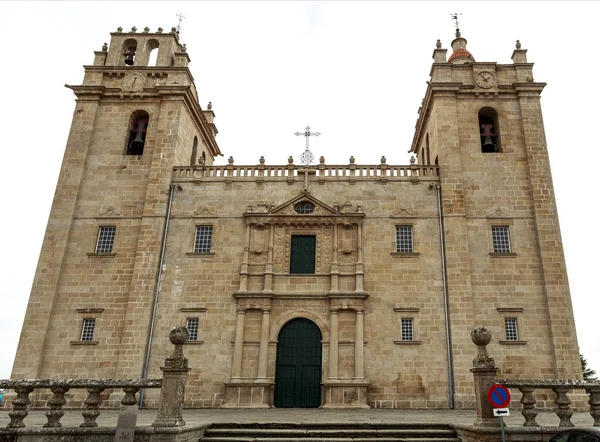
[201,423,460,441]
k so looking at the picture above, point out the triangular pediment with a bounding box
[269,192,338,216]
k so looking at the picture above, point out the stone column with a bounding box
[330,224,339,293]
[239,225,251,292]
[354,309,364,379]
[152,327,190,427]
[355,224,364,292]
[257,309,271,380]
[263,226,274,293]
[470,326,500,427]
[231,309,246,379]
[329,309,339,379]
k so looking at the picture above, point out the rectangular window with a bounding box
[401,318,414,341]
[95,226,116,253]
[194,226,213,253]
[81,318,96,341]
[492,226,511,253]
[290,235,316,274]
[186,317,199,341]
[505,317,519,341]
[395,226,414,253]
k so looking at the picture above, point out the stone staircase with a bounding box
[200,422,461,441]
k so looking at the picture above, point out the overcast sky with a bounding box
[0,1,598,380]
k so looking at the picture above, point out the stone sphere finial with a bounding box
[169,326,189,346]
[117,27,123,33]
[144,27,150,33]
[436,39,442,49]
[131,26,137,33]
[171,27,177,33]
[157,27,163,33]
[455,28,461,38]
[516,40,521,49]
[471,325,492,346]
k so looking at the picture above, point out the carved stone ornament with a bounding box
[98,206,121,218]
[390,206,417,217]
[471,326,495,368]
[193,206,217,216]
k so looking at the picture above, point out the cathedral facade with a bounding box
[10,27,582,409]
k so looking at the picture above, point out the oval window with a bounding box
[294,202,315,214]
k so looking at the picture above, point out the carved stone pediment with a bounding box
[268,193,338,216]
[486,206,512,218]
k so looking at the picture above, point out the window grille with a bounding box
[395,226,414,253]
[294,202,315,214]
[401,318,414,341]
[186,317,199,341]
[81,318,96,341]
[194,226,213,253]
[95,226,116,253]
[492,226,511,253]
[505,317,519,341]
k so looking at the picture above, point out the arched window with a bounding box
[479,107,501,153]
[147,39,159,67]
[126,110,149,155]
[122,39,137,66]
[191,136,198,166]
[425,133,431,165]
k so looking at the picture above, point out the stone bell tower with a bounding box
[411,30,582,404]
[11,26,221,381]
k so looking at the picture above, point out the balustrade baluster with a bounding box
[80,387,105,427]
[44,385,69,427]
[518,387,539,427]
[587,386,600,427]
[553,387,574,427]
[122,386,140,406]
[8,386,33,428]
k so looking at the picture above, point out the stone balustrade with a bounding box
[0,379,161,428]
[497,378,600,428]
[172,163,440,181]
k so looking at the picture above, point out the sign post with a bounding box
[488,384,511,442]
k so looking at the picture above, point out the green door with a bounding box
[274,318,322,408]
[290,235,316,274]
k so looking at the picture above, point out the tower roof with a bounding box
[448,29,475,64]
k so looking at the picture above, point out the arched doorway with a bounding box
[274,318,322,408]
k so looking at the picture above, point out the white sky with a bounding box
[0,1,598,380]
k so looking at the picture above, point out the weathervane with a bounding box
[176,13,186,34]
[450,12,462,32]
[294,126,320,165]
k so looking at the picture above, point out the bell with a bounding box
[124,48,135,66]
[128,131,145,154]
[483,136,495,148]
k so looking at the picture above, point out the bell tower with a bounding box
[411,32,582,403]
[11,27,221,381]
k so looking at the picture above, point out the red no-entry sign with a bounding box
[488,384,511,408]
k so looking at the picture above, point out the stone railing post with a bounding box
[8,386,33,428]
[553,387,574,427]
[586,386,600,427]
[152,326,190,427]
[470,326,500,427]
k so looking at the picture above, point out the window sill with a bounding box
[186,252,215,258]
[499,340,527,345]
[87,253,116,258]
[489,252,517,258]
[390,252,420,258]
[185,340,204,345]
[70,340,99,346]
[394,340,422,345]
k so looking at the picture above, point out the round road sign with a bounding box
[488,384,511,408]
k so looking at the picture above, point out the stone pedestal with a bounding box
[152,327,191,428]
[322,380,370,408]
[470,326,500,427]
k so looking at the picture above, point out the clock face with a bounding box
[122,73,146,92]
[475,71,496,89]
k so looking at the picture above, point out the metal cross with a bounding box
[294,126,321,165]
[176,13,186,34]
